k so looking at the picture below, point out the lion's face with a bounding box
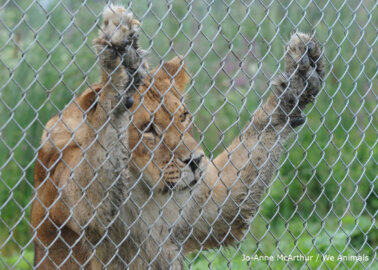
[128,57,206,192]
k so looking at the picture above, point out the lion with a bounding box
[30,4,324,269]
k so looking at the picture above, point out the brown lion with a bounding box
[30,4,324,269]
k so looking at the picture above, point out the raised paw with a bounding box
[93,5,147,95]
[100,5,140,47]
[271,33,325,128]
[285,32,324,76]
[279,33,324,120]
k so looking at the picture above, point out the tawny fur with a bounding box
[31,5,325,269]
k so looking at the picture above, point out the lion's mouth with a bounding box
[162,178,198,194]
[160,158,205,194]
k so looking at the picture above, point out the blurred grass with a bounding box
[0,0,376,269]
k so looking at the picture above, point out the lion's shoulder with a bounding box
[35,84,103,186]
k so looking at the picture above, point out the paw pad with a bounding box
[97,5,140,49]
[275,32,325,123]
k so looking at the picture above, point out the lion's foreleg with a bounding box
[181,33,324,251]
[64,6,147,269]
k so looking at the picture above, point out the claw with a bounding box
[300,54,310,70]
[307,40,315,52]
[93,38,112,48]
[131,19,141,26]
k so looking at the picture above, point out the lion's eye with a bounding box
[142,123,157,135]
[180,112,189,123]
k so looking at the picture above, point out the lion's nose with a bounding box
[183,155,203,173]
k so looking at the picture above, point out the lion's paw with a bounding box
[286,33,324,73]
[272,33,325,128]
[94,5,143,68]
[272,32,324,128]
[100,5,140,48]
[93,5,147,99]
[285,32,324,106]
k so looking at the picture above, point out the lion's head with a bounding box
[128,56,206,192]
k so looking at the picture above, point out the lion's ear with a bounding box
[161,56,190,93]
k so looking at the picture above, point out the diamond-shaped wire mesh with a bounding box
[0,0,376,269]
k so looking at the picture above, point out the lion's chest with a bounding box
[93,112,131,220]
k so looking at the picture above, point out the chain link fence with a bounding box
[0,0,376,269]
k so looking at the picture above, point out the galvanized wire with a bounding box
[0,0,376,269]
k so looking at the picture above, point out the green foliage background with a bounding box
[0,0,376,269]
